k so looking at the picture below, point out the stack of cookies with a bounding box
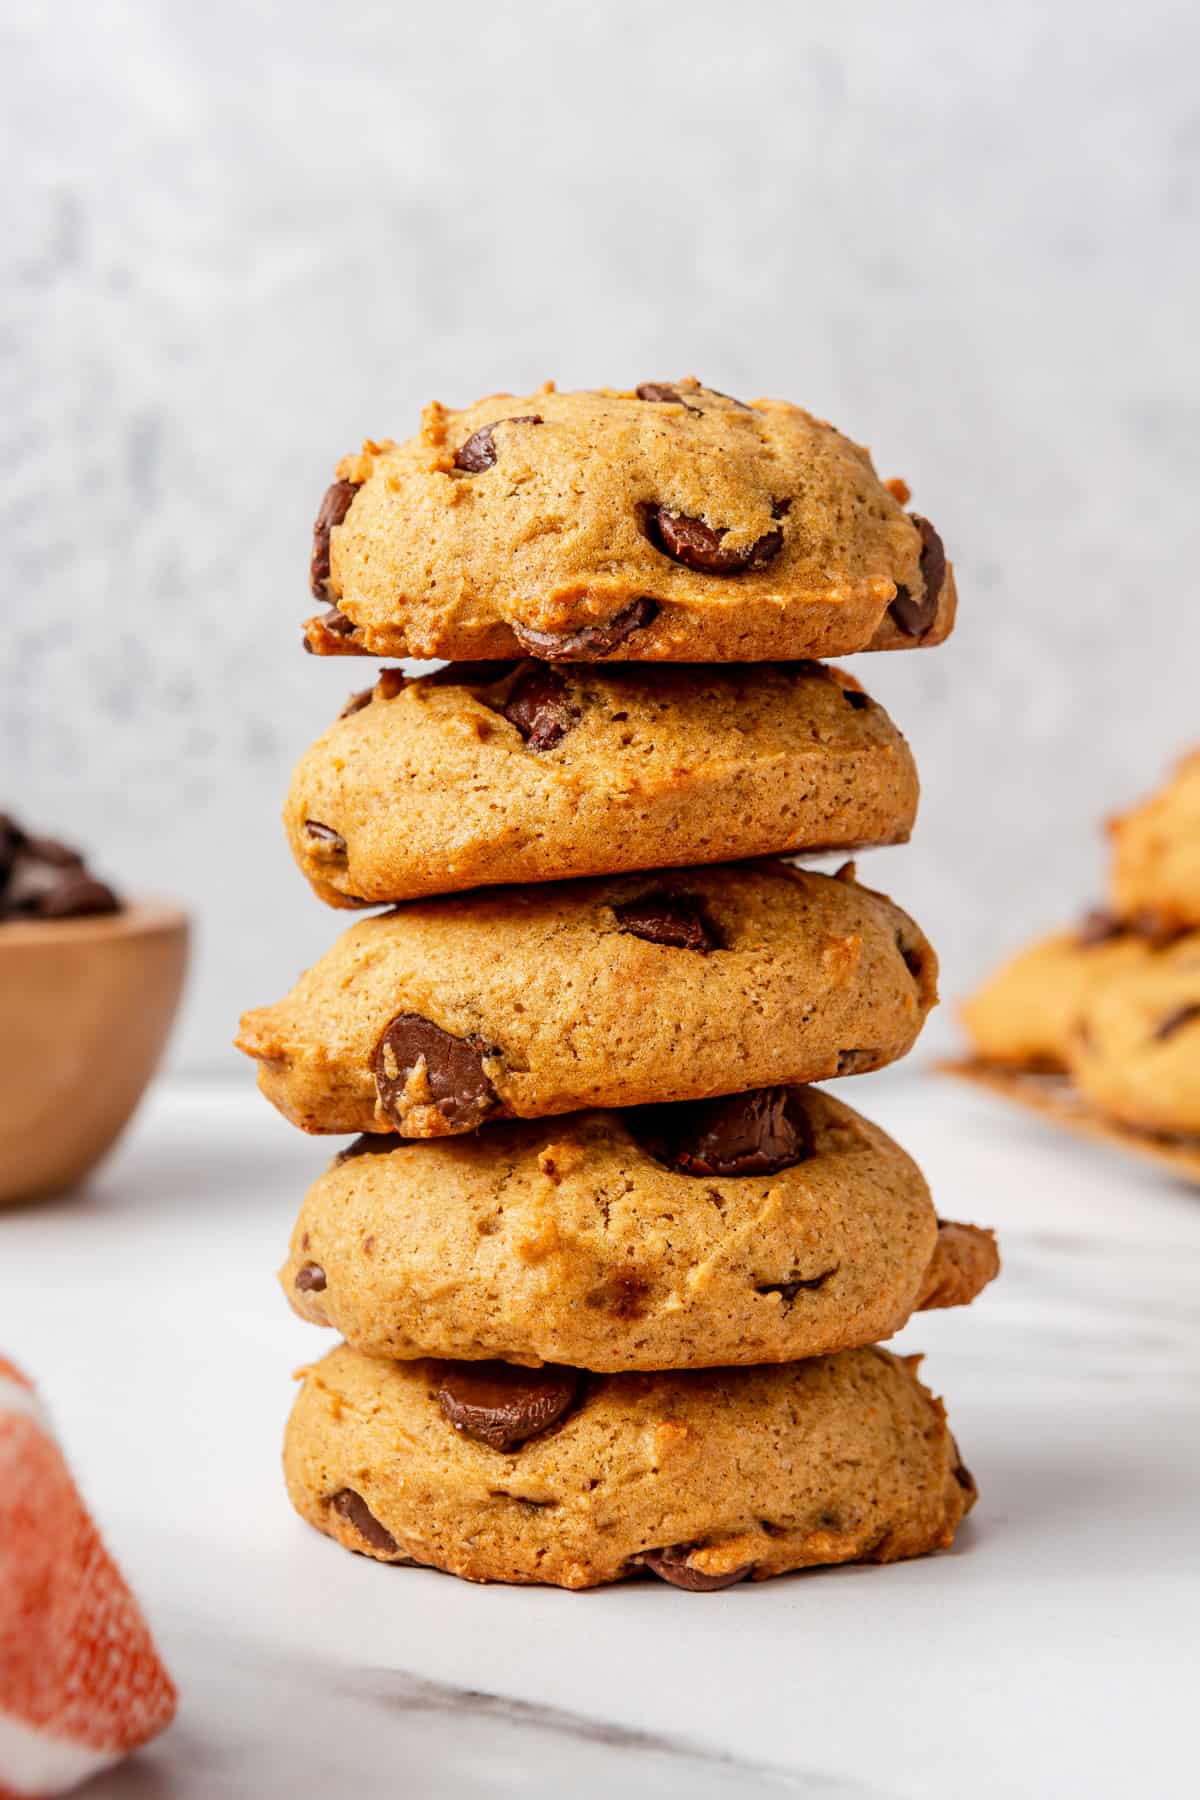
[955,747,1200,1177]
[237,378,999,1590]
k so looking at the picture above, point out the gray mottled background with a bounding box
[3,0,1197,1074]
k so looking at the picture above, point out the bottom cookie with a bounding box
[284,1343,974,1590]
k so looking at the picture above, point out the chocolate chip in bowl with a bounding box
[0,812,189,1204]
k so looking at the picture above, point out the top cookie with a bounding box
[1109,749,1200,932]
[304,380,957,663]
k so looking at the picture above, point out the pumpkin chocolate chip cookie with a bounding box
[1109,748,1200,933]
[302,379,957,663]
[959,917,1156,1072]
[283,1341,975,1588]
[285,660,919,908]
[281,1086,997,1370]
[236,862,937,1137]
[1068,934,1200,1137]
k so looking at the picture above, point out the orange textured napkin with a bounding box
[0,1357,176,1797]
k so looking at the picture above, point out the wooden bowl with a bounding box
[0,901,189,1204]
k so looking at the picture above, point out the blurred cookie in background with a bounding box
[1109,748,1200,935]
[947,747,1200,1181]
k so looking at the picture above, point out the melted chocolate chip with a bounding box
[435,1361,579,1452]
[1076,908,1127,947]
[613,892,720,952]
[511,596,658,662]
[340,687,375,718]
[1154,1003,1200,1043]
[835,1049,878,1075]
[335,1133,396,1163]
[303,820,347,857]
[703,386,752,411]
[642,1545,754,1591]
[372,1014,499,1132]
[634,1087,814,1178]
[888,515,947,638]
[842,687,871,711]
[303,604,360,656]
[329,1488,398,1555]
[897,933,925,980]
[636,382,701,414]
[454,414,543,474]
[755,1268,837,1305]
[646,504,785,575]
[294,1261,327,1293]
[500,665,579,751]
[952,1460,977,1497]
[310,480,361,598]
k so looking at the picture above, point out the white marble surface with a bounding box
[2,1074,1196,1798]
[5,0,1200,1074]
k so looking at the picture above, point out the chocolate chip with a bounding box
[294,1261,327,1292]
[335,1133,395,1163]
[329,1488,398,1555]
[888,515,947,637]
[636,382,701,414]
[511,596,658,662]
[23,836,84,868]
[1076,908,1127,947]
[835,1049,877,1075]
[703,386,752,411]
[755,1268,837,1305]
[372,1014,499,1132]
[646,504,785,575]
[833,861,858,884]
[340,687,374,718]
[33,874,120,920]
[641,1545,753,1591]
[0,815,26,886]
[897,932,925,981]
[634,1087,814,1178]
[435,1361,579,1452]
[1153,1003,1200,1043]
[500,665,579,751]
[949,1445,976,1497]
[0,817,121,922]
[1131,909,1189,950]
[3,853,119,921]
[613,891,720,952]
[303,820,347,857]
[310,480,361,599]
[303,604,360,655]
[842,688,871,711]
[453,414,543,474]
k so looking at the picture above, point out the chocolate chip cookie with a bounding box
[236,863,937,1137]
[282,1087,997,1369]
[959,920,1155,1071]
[302,380,957,663]
[283,1342,974,1588]
[286,661,918,908]
[1068,935,1200,1136]
[1109,748,1200,933]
